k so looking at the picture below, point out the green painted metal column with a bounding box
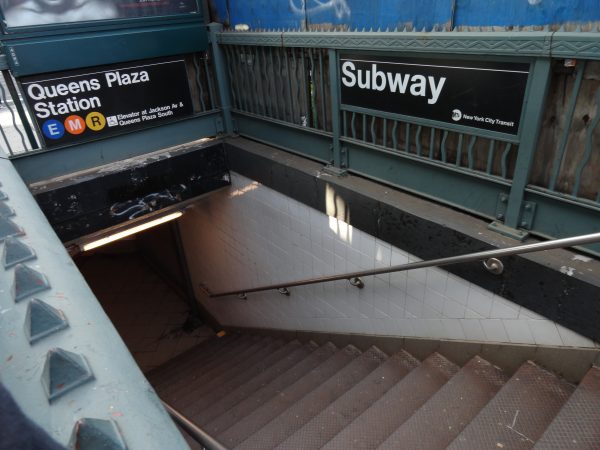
[209,22,234,134]
[501,57,552,237]
[327,48,344,172]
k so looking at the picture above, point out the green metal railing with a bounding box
[215,28,600,253]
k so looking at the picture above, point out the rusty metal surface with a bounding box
[192,341,318,425]
[175,338,286,410]
[274,350,419,450]
[534,366,600,449]
[321,352,459,450]
[146,334,242,385]
[235,347,388,450]
[160,336,270,402]
[216,345,360,448]
[376,356,508,450]
[203,342,339,437]
[447,361,574,450]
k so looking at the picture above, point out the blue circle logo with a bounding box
[42,119,65,140]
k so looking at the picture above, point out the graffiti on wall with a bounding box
[289,0,351,20]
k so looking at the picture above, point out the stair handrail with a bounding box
[207,232,600,298]
[162,401,229,450]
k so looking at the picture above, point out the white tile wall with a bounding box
[180,173,598,349]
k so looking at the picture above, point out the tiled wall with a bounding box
[180,173,597,348]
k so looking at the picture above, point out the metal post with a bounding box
[208,22,234,134]
[325,48,345,175]
[492,58,551,240]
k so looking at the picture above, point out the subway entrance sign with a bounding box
[20,57,194,148]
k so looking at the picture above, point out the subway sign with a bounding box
[20,57,194,148]
[340,54,530,135]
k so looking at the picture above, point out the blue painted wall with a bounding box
[210,0,600,30]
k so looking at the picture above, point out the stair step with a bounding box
[216,345,361,449]
[322,352,458,450]
[192,341,318,426]
[533,366,600,449]
[203,342,338,437]
[377,355,508,450]
[156,335,261,398]
[184,340,306,420]
[175,338,286,410]
[447,360,574,450]
[162,336,272,402]
[147,333,239,385]
[236,346,388,450]
[274,349,419,450]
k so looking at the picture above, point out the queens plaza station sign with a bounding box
[340,54,530,135]
[20,57,194,148]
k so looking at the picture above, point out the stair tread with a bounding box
[184,340,306,419]
[377,355,508,450]
[274,349,419,450]
[175,338,287,410]
[155,335,262,398]
[203,342,338,437]
[533,366,600,449]
[193,341,318,426]
[235,346,388,450]
[147,333,238,384]
[215,344,361,449]
[447,360,574,450]
[321,352,458,450]
[160,336,272,402]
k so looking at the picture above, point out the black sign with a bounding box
[340,54,530,135]
[20,57,193,148]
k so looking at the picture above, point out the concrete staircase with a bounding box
[148,334,600,450]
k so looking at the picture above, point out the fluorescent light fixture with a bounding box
[81,211,183,252]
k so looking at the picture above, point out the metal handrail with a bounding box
[162,401,229,450]
[209,231,600,298]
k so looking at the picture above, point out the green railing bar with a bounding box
[284,48,295,122]
[429,127,435,159]
[261,47,273,118]
[202,54,216,110]
[392,120,398,150]
[351,112,357,139]
[362,114,367,141]
[269,47,281,119]
[415,125,422,156]
[328,48,342,167]
[382,118,387,148]
[501,142,512,179]
[300,48,311,125]
[486,139,496,174]
[371,115,377,144]
[292,49,300,122]
[1,71,36,150]
[319,50,327,130]
[468,135,477,169]
[193,54,207,111]
[456,133,464,167]
[441,130,448,163]
[308,48,318,128]
[504,58,552,229]
[405,123,410,152]
[208,23,233,133]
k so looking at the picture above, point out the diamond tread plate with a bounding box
[215,345,360,448]
[321,352,458,450]
[159,335,267,401]
[148,334,242,386]
[235,346,388,450]
[203,342,337,435]
[192,342,318,426]
[174,338,286,410]
[447,361,574,450]
[533,366,600,449]
[274,350,419,450]
[185,340,305,419]
[376,356,508,450]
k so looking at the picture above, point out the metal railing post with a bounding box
[327,48,345,173]
[208,22,234,134]
[499,57,552,238]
